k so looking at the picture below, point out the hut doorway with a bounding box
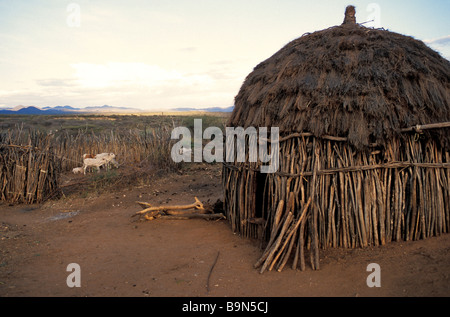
[253,171,268,240]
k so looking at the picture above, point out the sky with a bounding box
[0,0,449,112]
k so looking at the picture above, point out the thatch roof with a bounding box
[229,6,450,150]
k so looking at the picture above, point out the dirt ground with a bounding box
[0,163,449,298]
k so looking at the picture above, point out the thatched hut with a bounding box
[222,5,450,273]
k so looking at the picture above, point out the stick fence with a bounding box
[0,125,179,204]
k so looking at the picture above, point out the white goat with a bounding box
[81,152,119,174]
[72,167,84,174]
[82,157,109,174]
[95,152,119,169]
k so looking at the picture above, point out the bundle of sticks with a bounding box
[254,196,312,274]
[132,197,226,221]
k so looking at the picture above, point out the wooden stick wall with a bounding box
[222,135,450,273]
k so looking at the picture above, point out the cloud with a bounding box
[1,49,249,109]
[424,35,450,45]
[178,47,197,52]
[424,35,450,60]
[0,62,236,109]
[36,79,77,87]
[70,62,214,89]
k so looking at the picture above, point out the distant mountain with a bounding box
[80,105,143,113]
[0,106,70,115]
[0,105,234,115]
[172,106,234,112]
[0,105,144,115]
[17,106,46,114]
[42,105,78,111]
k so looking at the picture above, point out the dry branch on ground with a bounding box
[132,197,226,221]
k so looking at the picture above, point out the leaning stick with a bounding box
[274,197,312,272]
[259,212,294,274]
[254,200,285,269]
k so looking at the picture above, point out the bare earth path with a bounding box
[1,164,449,299]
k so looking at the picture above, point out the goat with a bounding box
[72,167,84,174]
[95,152,119,169]
[82,157,109,175]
